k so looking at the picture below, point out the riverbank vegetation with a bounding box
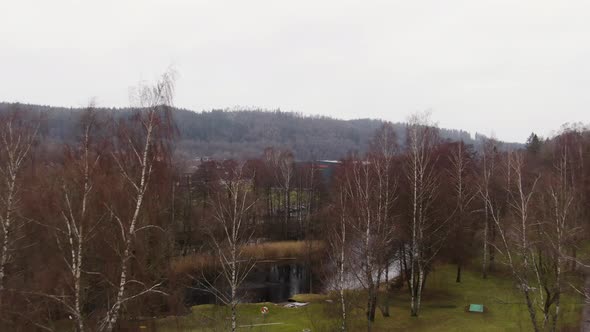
[171,240,324,276]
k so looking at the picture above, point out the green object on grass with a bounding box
[469,304,484,313]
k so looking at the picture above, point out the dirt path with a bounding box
[238,322,285,328]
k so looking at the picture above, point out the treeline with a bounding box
[0,102,519,161]
[0,73,589,332]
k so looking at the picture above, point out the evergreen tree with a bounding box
[525,132,542,154]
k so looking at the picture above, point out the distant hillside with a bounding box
[0,102,521,160]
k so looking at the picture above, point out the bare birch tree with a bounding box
[447,141,475,283]
[368,123,398,317]
[0,109,38,304]
[481,151,557,331]
[333,188,348,332]
[404,112,446,317]
[343,156,377,330]
[202,161,256,332]
[537,136,579,331]
[342,151,396,331]
[100,71,175,332]
[479,138,498,279]
[41,105,104,332]
[503,152,540,330]
[540,154,570,331]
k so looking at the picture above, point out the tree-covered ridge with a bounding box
[0,102,520,160]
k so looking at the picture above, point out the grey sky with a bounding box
[1,0,589,142]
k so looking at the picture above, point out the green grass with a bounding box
[147,263,584,331]
[372,264,583,331]
[151,303,325,332]
[290,293,329,303]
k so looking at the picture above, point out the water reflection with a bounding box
[186,260,312,305]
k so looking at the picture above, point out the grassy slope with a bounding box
[374,264,582,332]
[152,263,583,332]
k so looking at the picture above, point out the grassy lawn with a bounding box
[371,264,583,332]
[147,263,584,331]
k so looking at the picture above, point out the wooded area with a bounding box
[0,102,519,162]
[0,73,589,332]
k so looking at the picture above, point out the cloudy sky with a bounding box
[1,0,589,142]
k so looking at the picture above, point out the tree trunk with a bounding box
[340,284,346,332]
[523,289,540,332]
[0,223,10,296]
[104,129,150,332]
[379,264,390,317]
[416,267,424,316]
[284,189,289,238]
[368,291,377,321]
[0,180,15,299]
[410,260,421,317]
[338,195,347,332]
[367,289,377,322]
[366,288,377,331]
[489,223,496,272]
[230,240,238,332]
[482,211,488,279]
[231,302,237,332]
[74,235,84,332]
[571,247,577,271]
[339,250,346,332]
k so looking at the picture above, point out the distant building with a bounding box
[295,160,341,184]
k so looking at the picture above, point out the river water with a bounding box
[185,260,312,305]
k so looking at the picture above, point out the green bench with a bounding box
[468,304,484,313]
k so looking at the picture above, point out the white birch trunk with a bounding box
[102,69,175,331]
[0,116,38,304]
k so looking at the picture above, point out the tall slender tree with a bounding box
[0,108,38,304]
[40,105,105,332]
[368,123,399,317]
[478,137,499,278]
[404,112,447,317]
[100,70,176,332]
[203,161,256,332]
[447,141,475,283]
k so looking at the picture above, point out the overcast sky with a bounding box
[1,0,589,142]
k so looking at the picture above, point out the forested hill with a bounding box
[0,102,519,160]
